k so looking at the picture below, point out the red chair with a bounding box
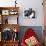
[21,28,41,46]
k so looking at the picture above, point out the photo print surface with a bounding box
[23,8,36,19]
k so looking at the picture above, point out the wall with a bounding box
[0,0,15,7]
[0,0,44,26]
[17,0,44,26]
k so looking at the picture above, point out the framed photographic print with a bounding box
[23,8,36,19]
[2,10,9,15]
[9,9,18,15]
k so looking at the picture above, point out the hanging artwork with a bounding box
[2,10,9,15]
[24,8,36,19]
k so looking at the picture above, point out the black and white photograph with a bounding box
[23,8,36,19]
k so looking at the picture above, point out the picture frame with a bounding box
[2,10,9,15]
[23,8,36,19]
[9,10,18,15]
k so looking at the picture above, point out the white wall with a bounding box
[0,0,44,26]
[17,0,44,26]
[0,0,15,7]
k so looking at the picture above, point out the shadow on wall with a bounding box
[18,26,43,44]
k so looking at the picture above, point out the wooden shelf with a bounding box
[0,7,19,24]
[0,7,19,46]
[2,40,19,42]
[0,24,20,32]
[0,7,19,10]
[0,40,19,46]
[2,41,19,44]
